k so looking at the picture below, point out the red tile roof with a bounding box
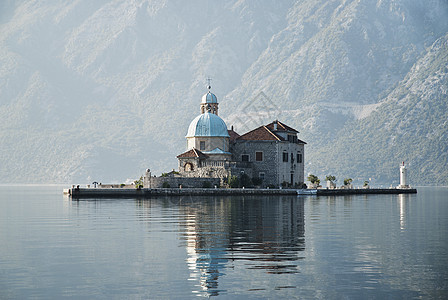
[237,125,284,141]
[177,148,208,158]
[236,120,306,143]
[265,120,299,133]
[228,129,240,142]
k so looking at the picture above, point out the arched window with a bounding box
[185,163,194,172]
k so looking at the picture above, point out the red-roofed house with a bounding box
[231,120,306,187]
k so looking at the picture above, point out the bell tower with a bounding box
[200,79,219,115]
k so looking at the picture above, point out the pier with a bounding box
[64,187,417,199]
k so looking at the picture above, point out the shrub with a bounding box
[294,182,307,189]
[240,173,252,187]
[134,176,143,189]
[252,177,263,186]
[162,182,170,188]
[228,176,239,188]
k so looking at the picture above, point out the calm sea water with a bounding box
[0,186,447,299]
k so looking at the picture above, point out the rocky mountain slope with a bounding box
[311,33,448,186]
[0,0,447,185]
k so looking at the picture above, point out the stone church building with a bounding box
[148,87,306,188]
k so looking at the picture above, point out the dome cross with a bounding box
[206,77,212,90]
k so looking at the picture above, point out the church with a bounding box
[148,86,306,189]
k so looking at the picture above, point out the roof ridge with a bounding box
[277,121,287,130]
[263,125,281,141]
[273,120,299,133]
[193,148,204,157]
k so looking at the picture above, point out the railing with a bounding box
[198,160,254,169]
[200,160,227,168]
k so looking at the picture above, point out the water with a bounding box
[0,186,447,299]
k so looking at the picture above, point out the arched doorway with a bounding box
[184,163,194,172]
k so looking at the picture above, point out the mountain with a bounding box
[0,0,447,185]
[311,33,448,186]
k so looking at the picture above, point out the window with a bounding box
[255,151,263,161]
[259,172,265,180]
[241,154,249,162]
[297,152,303,164]
[200,141,205,150]
[283,152,288,162]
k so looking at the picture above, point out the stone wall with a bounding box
[178,157,201,176]
[232,140,279,187]
[276,142,305,186]
[178,157,231,179]
[232,140,305,187]
[149,176,221,188]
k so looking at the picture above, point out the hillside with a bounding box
[309,33,448,186]
[0,0,447,185]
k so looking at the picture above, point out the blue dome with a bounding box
[186,112,229,137]
[201,91,218,103]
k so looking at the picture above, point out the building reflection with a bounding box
[182,199,230,296]
[398,193,410,230]
[178,195,305,296]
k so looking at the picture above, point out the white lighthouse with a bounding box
[398,162,410,189]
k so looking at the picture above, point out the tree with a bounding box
[307,174,320,185]
[325,175,336,183]
[344,178,353,186]
[134,176,143,189]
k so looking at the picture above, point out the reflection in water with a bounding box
[2,187,446,299]
[183,202,230,296]
[175,196,305,296]
[227,197,305,273]
[398,193,410,230]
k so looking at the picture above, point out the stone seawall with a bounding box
[149,177,220,188]
[67,187,298,198]
[66,187,417,198]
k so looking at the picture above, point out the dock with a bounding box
[64,187,417,198]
